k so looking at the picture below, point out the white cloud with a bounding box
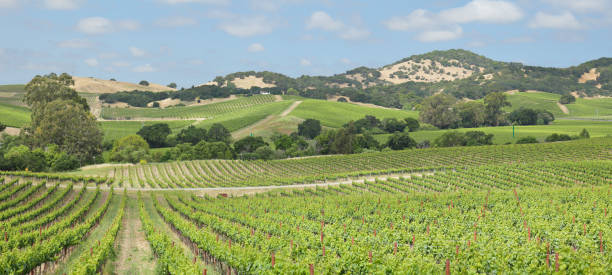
[307,11,344,31]
[249,0,301,12]
[57,39,93,48]
[417,27,464,42]
[219,16,275,37]
[76,17,140,34]
[542,0,609,13]
[247,43,265,52]
[300,58,311,66]
[340,58,351,64]
[384,0,522,42]
[529,11,582,29]
[77,17,113,34]
[133,64,155,72]
[155,16,197,27]
[129,46,146,57]
[159,0,229,4]
[306,11,370,40]
[84,58,98,67]
[44,0,82,10]
[439,0,523,24]
[0,0,18,8]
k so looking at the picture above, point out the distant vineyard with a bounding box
[104,137,612,188]
[100,94,277,119]
[154,160,612,273]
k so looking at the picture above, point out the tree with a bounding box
[254,146,274,160]
[152,102,160,108]
[0,122,5,132]
[234,136,268,154]
[508,108,539,125]
[419,94,459,129]
[137,123,171,148]
[194,141,233,159]
[272,134,294,151]
[176,125,207,145]
[579,128,590,139]
[484,92,511,126]
[337,97,348,102]
[167,82,177,89]
[404,117,420,132]
[355,133,380,151]
[298,119,321,139]
[382,118,407,133]
[330,128,355,154]
[286,88,299,96]
[433,132,465,147]
[24,73,88,112]
[29,99,102,163]
[545,133,572,142]
[559,94,576,104]
[207,123,232,144]
[456,101,485,128]
[385,132,416,150]
[139,80,150,86]
[110,135,150,163]
[463,131,494,146]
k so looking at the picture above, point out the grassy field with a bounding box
[374,119,612,144]
[100,94,277,119]
[100,120,195,142]
[504,91,564,116]
[566,97,612,118]
[0,102,31,127]
[194,100,294,132]
[0,84,26,106]
[289,98,418,128]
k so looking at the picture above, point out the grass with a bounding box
[194,100,294,132]
[100,120,195,142]
[504,91,564,116]
[566,97,612,118]
[374,119,612,144]
[100,94,277,119]
[0,102,31,127]
[289,99,418,128]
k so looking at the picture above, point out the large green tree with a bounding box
[298,119,322,139]
[110,135,150,163]
[484,92,511,126]
[30,100,102,163]
[418,94,459,129]
[137,123,171,148]
[456,101,486,128]
[207,123,232,144]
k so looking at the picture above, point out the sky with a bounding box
[0,0,611,87]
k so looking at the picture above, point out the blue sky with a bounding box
[0,0,611,87]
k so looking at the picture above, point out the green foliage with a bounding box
[509,108,555,125]
[195,141,233,159]
[298,118,322,139]
[29,99,102,163]
[234,136,268,154]
[110,134,150,163]
[545,133,572,142]
[484,92,511,126]
[0,122,5,132]
[382,118,406,133]
[24,73,88,112]
[385,132,416,150]
[419,93,458,129]
[0,102,30,128]
[434,131,494,147]
[579,128,590,139]
[167,82,177,89]
[137,123,171,148]
[207,123,231,144]
[176,125,207,145]
[515,136,538,144]
[456,101,485,128]
[404,117,420,132]
[139,80,149,86]
[559,94,576,104]
[337,97,348,102]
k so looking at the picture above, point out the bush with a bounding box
[545,133,572,142]
[152,102,160,108]
[137,123,171,148]
[0,122,6,132]
[579,128,590,139]
[139,80,149,86]
[110,135,150,163]
[337,97,348,102]
[509,108,554,125]
[559,94,576,104]
[434,131,494,147]
[404,117,420,132]
[167,83,177,89]
[382,118,406,133]
[515,136,538,144]
[385,132,416,150]
[298,119,322,139]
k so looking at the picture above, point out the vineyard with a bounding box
[100,94,278,119]
[0,138,610,274]
[80,137,612,188]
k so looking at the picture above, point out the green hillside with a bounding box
[0,102,30,127]
[289,98,418,128]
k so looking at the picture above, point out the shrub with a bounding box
[139,80,150,86]
[579,128,590,139]
[559,94,576,104]
[515,136,538,144]
[152,102,160,108]
[385,132,416,150]
[545,133,572,142]
[404,117,420,132]
[298,119,321,139]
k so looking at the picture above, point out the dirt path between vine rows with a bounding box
[113,195,156,275]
